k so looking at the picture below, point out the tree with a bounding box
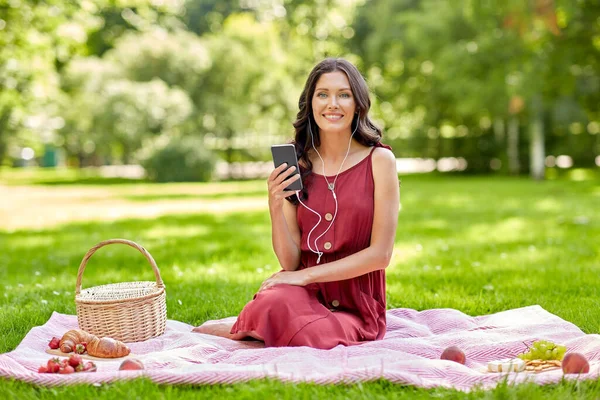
[0,0,185,166]
[0,0,90,165]
[59,45,193,165]
[349,0,599,177]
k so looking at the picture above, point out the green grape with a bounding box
[538,343,547,352]
[517,340,568,361]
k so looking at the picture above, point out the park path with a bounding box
[0,184,266,231]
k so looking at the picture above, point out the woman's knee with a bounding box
[254,284,309,304]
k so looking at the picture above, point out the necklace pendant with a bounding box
[328,183,335,191]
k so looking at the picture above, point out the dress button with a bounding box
[325,213,333,221]
[331,300,340,307]
[324,242,332,250]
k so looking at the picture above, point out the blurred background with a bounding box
[0,0,599,182]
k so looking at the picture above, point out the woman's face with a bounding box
[311,71,356,136]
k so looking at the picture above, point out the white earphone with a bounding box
[295,114,359,264]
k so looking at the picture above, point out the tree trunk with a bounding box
[507,116,520,175]
[122,143,131,165]
[0,136,6,167]
[529,94,545,180]
[0,109,11,167]
[225,128,234,179]
[494,118,505,144]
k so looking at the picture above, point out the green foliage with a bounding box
[58,44,194,165]
[350,0,600,172]
[140,136,216,182]
[1,0,598,175]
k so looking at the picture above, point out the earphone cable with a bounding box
[297,116,358,264]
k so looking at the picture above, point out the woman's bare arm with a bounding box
[271,199,301,271]
[267,163,302,271]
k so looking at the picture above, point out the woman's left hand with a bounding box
[259,270,309,292]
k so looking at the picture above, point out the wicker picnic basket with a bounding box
[75,239,167,343]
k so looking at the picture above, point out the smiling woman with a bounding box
[193,58,400,349]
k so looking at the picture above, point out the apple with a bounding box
[119,358,144,371]
[440,346,466,365]
[562,353,589,374]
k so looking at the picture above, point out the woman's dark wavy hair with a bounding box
[289,58,382,204]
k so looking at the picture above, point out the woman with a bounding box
[194,58,399,349]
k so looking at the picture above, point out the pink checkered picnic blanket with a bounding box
[1,305,599,390]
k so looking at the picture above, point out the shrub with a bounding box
[141,137,216,182]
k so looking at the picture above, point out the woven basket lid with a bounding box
[75,239,166,305]
[76,281,164,304]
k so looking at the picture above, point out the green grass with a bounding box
[0,166,145,186]
[1,171,599,398]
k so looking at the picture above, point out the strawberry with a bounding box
[59,365,75,374]
[38,366,48,373]
[83,361,97,372]
[75,343,86,354]
[48,337,60,350]
[75,363,84,372]
[46,358,61,373]
[68,354,83,368]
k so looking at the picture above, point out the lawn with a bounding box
[0,168,599,399]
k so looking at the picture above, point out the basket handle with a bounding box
[75,239,165,296]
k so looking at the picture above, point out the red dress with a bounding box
[230,144,389,349]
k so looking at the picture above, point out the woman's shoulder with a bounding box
[371,144,395,165]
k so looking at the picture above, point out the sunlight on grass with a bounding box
[3,234,56,249]
[143,224,211,240]
[535,198,564,212]
[465,217,530,243]
[1,174,599,398]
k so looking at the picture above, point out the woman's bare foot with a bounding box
[192,321,263,341]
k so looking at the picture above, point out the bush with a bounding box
[141,137,216,182]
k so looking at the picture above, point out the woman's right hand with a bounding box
[267,163,301,211]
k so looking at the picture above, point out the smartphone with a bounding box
[271,144,303,191]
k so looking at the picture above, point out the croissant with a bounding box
[59,329,95,353]
[87,336,131,358]
[59,329,131,358]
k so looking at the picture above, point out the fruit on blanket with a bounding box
[518,340,567,361]
[46,358,61,373]
[75,343,87,354]
[440,346,466,364]
[562,353,589,374]
[68,354,83,368]
[39,358,97,374]
[48,337,61,350]
[83,361,97,372]
[119,358,144,371]
[59,365,75,374]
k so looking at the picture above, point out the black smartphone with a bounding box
[271,144,303,191]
